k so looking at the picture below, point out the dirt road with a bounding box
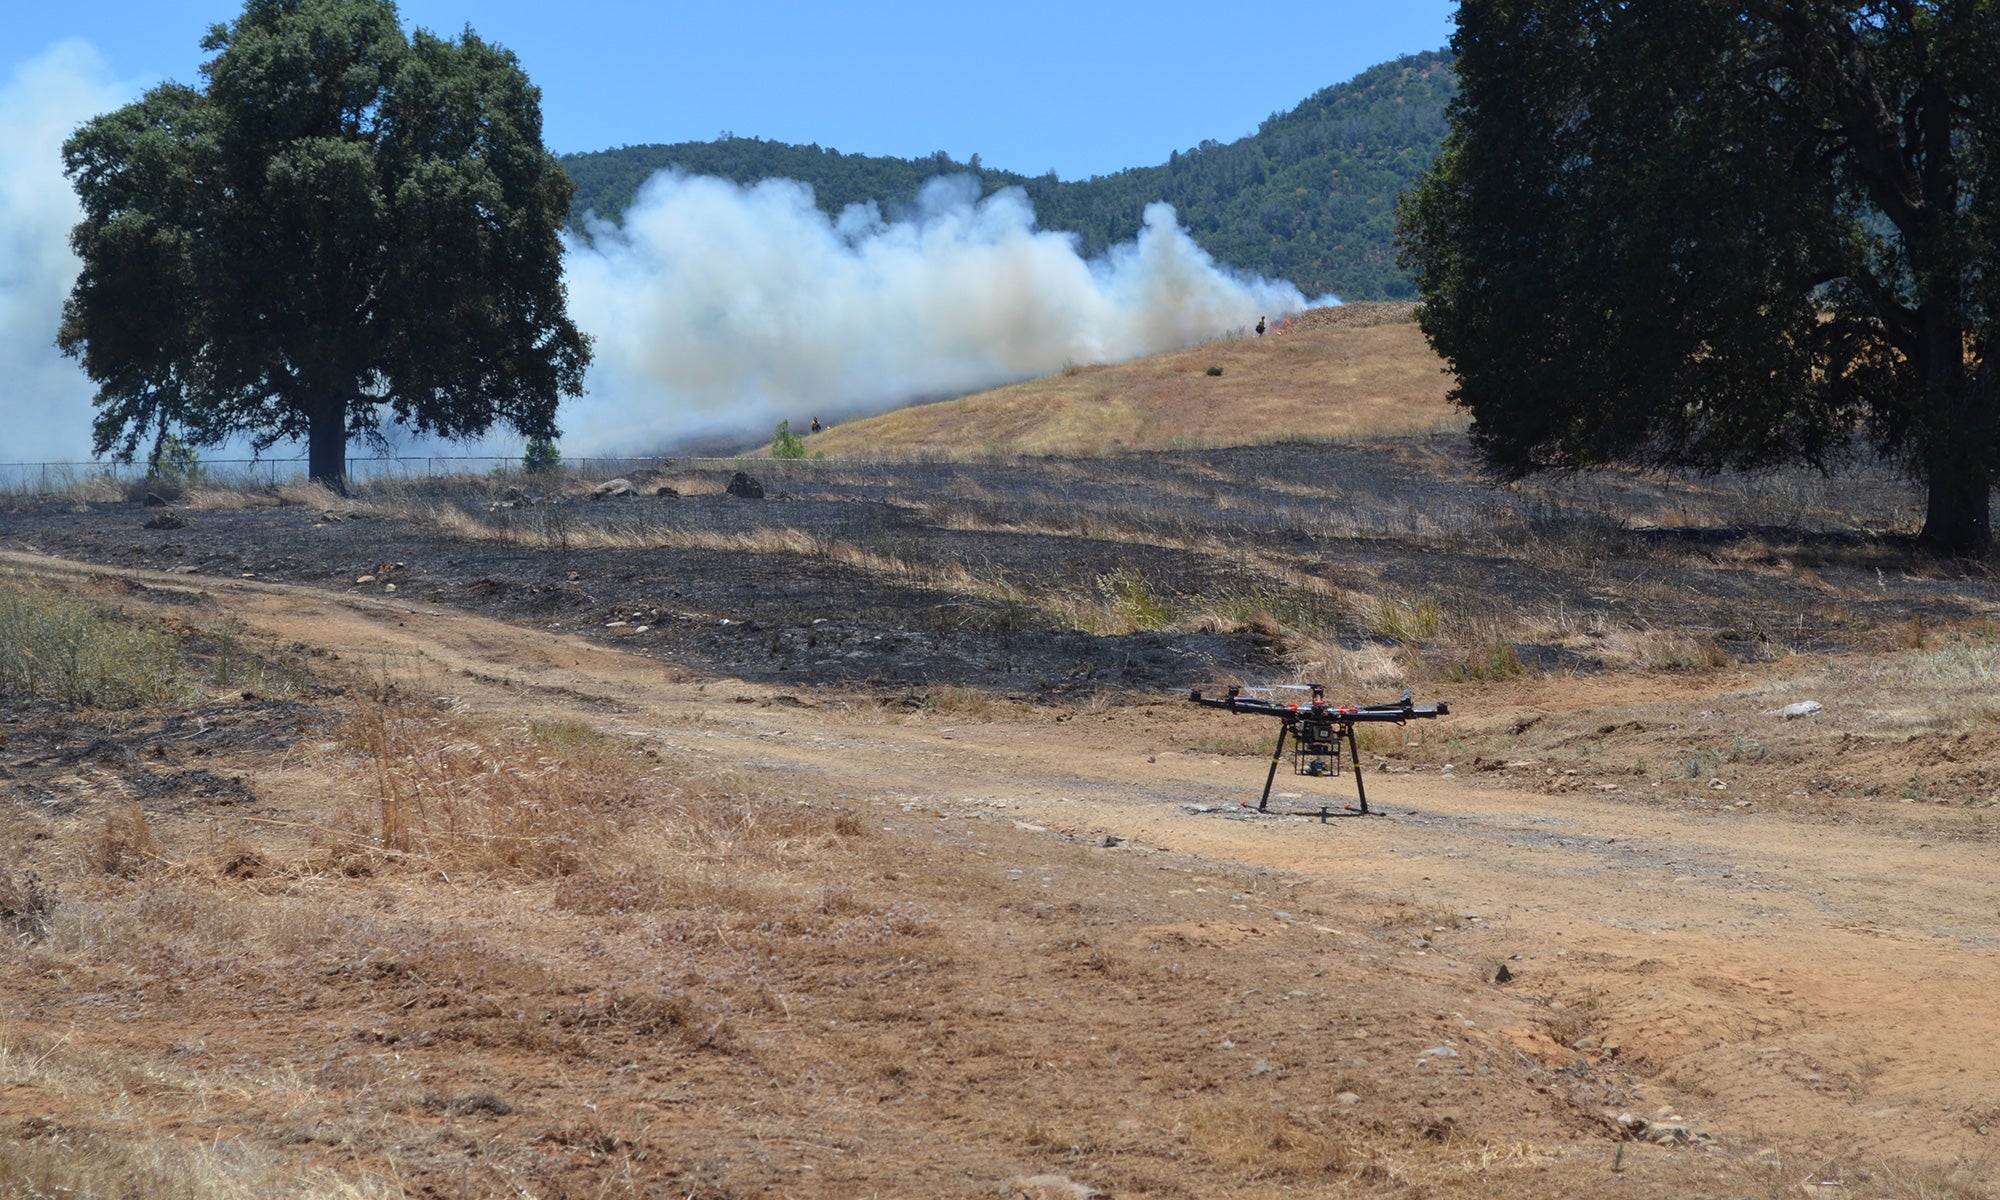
[8,548,1997,1190]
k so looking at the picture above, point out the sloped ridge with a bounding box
[796,303,1455,458]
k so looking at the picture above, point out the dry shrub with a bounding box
[270,479,351,509]
[0,1022,402,1198]
[1446,638,1527,682]
[529,717,614,753]
[1282,638,1408,692]
[177,484,278,511]
[12,466,127,501]
[1776,635,2000,735]
[548,856,788,924]
[342,705,864,883]
[1615,627,1733,672]
[1,1136,204,1200]
[89,804,158,877]
[1542,988,1607,1049]
[1372,596,1443,644]
[0,1130,398,1200]
[1244,608,1286,639]
[0,869,56,940]
[1710,1153,1996,1200]
[1180,1099,1354,1178]
[1095,563,1179,631]
[551,862,679,915]
[552,989,730,1049]
[918,684,996,718]
[345,705,647,876]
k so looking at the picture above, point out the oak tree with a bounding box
[1399,1,2000,554]
[60,0,591,488]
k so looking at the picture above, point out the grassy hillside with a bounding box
[790,303,1457,458]
[560,53,1453,301]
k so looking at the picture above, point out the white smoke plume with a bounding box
[558,173,1309,452]
[0,41,134,464]
[2,42,1314,465]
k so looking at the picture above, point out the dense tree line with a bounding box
[1401,1,2000,555]
[559,52,1453,301]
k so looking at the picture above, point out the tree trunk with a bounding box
[306,399,348,496]
[1916,322,1991,556]
[1920,452,1990,556]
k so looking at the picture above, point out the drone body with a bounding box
[1187,684,1449,817]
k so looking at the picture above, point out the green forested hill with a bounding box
[559,52,1452,302]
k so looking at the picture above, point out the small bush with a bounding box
[1634,630,1732,671]
[920,685,994,718]
[1096,564,1177,631]
[122,433,205,503]
[1205,365,1225,377]
[1373,597,1443,644]
[771,420,808,460]
[1446,639,1526,682]
[349,705,634,876]
[149,433,204,482]
[90,805,158,878]
[523,437,563,474]
[530,718,613,753]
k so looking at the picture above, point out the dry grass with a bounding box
[0,464,129,501]
[798,312,1461,459]
[1755,628,2000,736]
[0,574,191,707]
[0,591,1632,1198]
[5,557,1999,1198]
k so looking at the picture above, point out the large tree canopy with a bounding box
[1398,1,2000,554]
[59,0,591,487]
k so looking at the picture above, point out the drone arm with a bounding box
[1342,702,1449,723]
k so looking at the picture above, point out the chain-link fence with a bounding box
[0,454,856,494]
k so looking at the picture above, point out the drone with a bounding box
[1187,684,1449,818]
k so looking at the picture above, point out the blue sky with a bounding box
[10,0,1456,179]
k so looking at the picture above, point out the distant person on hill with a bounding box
[1256,316,1266,336]
[809,416,823,434]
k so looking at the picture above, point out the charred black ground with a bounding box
[3,436,1989,699]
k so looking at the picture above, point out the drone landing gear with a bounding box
[1251,720,1382,817]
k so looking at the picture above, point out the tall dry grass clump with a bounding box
[0,870,56,942]
[0,575,188,708]
[344,705,642,876]
[337,705,848,880]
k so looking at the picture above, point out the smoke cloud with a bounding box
[557,173,1309,452]
[3,40,1314,465]
[0,41,133,463]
